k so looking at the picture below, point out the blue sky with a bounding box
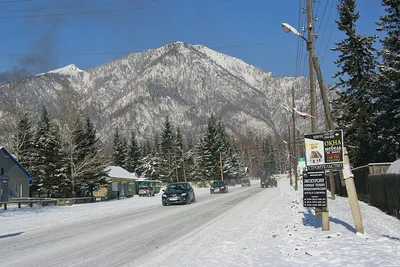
[0,0,385,84]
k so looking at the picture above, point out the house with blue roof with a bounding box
[0,146,33,202]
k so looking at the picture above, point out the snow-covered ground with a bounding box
[1,177,399,266]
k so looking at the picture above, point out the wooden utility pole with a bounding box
[182,154,187,182]
[307,0,318,132]
[329,170,335,200]
[306,0,329,231]
[219,152,224,181]
[312,55,335,130]
[311,14,364,234]
[313,55,364,233]
[313,57,364,233]
[288,126,293,186]
[174,148,179,182]
[292,86,299,190]
[343,147,364,233]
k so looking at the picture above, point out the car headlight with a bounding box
[181,193,187,196]
[162,194,167,197]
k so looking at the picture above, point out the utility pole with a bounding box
[288,125,293,186]
[219,152,224,181]
[313,54,336,200]
[182,154,187,182]
[174,148,179,182]
[307,0,318,132]
[312,55,335,130]
[292,86,299,190]
[307,0,329,231]
[312,44,365,234]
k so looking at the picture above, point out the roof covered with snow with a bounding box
[0,146,33,180]
[387,159,400,174]
[106,166,138,180]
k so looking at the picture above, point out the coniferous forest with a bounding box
[12,108,286,197]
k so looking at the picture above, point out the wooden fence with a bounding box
[326,163,399,218]
[368,174,400,218]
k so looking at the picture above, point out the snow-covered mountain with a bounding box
[0,41,331,144]
[37,64,83,76]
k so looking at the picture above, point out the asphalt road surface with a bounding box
[0,185,267,267]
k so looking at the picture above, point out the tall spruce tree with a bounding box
[137,134,163,180]
[160,116,175,181]
[79,117,109,196]
[12,112,35,175]
[31,107,66,197]
[112,128,127,167]
[216,121,235,179]
[205,113,220,180]
[126,131,141,174]
[175,127,185,181]
[183,136,196,181]
[194,135,213,181]
[374,0,400,160]
[331,0,378,166]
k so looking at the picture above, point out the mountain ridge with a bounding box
[0,41,331,146]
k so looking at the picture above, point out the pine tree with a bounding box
[68,118,86,197]
[141,139,152,157]
[160,116,175,181]
[68,117,110,197]
[30,107,66,197]
[175,127,185,181]
[183,137,196,181]
[126,131,141,174]
[205,113,220,180]
[79,117,110,196]
[374,0,400,160]
[194,135,213,181]
[112,128,127,167]
[216,121,235,179]
[331,0,378,166]
[12,112,35,175]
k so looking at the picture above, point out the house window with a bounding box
[17,183,23,197]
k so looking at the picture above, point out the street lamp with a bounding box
[281,23,308,43]
[281,22,335,131]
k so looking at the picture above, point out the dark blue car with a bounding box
[162,182,196,206]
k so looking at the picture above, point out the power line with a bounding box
[316,0,330,32]
[316,0,335,55]
[0,41,289,56]
[0,0,32,3]
[0,0,231,19]
[7,0,155,12]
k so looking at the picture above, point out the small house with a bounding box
[94,166,138,200]
[0,146,33,201]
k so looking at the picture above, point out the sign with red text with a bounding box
[304,130,344,171]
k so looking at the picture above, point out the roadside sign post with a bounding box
[303,171,327,208]
[304,130,344,231]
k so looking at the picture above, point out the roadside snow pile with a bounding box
[144,176,400,267]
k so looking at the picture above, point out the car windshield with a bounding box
[212,181,224,186]
[167,183,186,191]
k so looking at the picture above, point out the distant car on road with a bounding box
[210,180,228,194]
[261,176,277,188]
[241,179,251,187]
[138,185,155,197]
[162,182,195,206]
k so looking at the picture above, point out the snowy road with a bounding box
[2,176,399,267]
[0,182,269,267]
